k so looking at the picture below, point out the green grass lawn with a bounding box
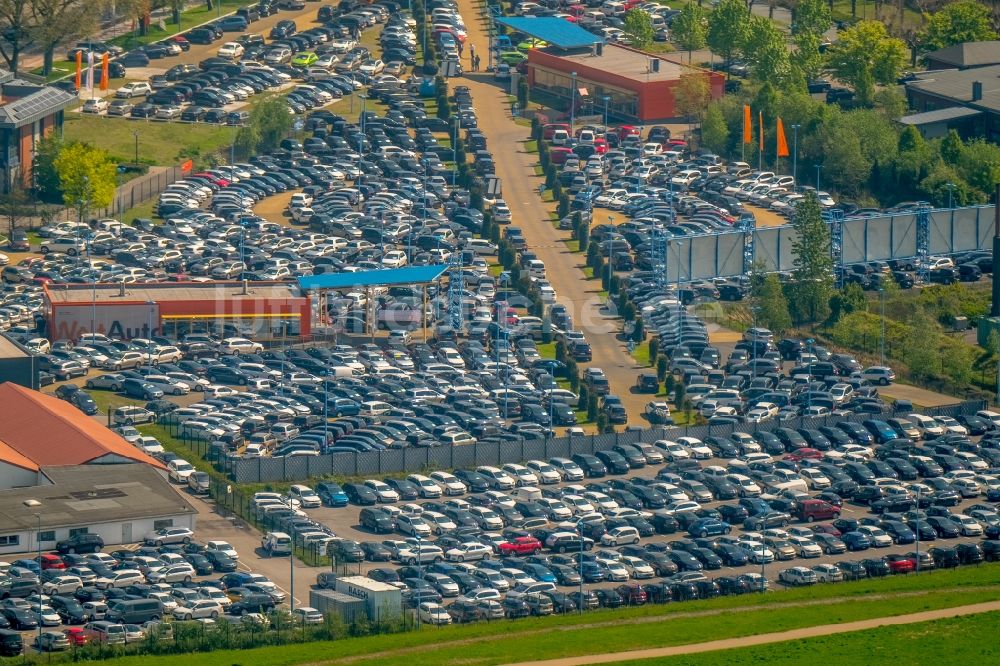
[107,1,253,51]
[63,114,235,167]
[631,340,651,366]
[614,612,1000,666]
[562,238,580,252]
[523,139,538,153]
[537,342,556,359]
[86,388,141,419]
[91,566,1000,666]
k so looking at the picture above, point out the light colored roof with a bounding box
[898,107,982,125]
[45,280,301,304]
[0,334,29,359]
[0,383,164,468]
[927,40,1000,68]
[539,43,687,83]
[0,464,195,531]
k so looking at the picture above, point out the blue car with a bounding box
[326,397,361,417]
[862,419,897,444]
[842,531,872,551]
[522,563,557,583]
[688,518,732,538]
[11,559,40,575]
[316,481,348,506]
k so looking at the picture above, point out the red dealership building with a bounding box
[526,43,725,123]
[43,281,311,342]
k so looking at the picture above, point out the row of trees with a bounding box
[699,78,1000,205]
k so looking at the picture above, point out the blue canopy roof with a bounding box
[298,265,449,290]
[495,17,603,49]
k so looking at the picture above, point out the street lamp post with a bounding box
[286,497,296,612]
[569,72,577,135]
[914,487,921,574]
[879,286,886,366]
[146,300,156,368]
[452,115,460,185]
[578,531,584,614]
[815,164,822,191]
[23,499,42,647]
[358,94,368,155]
[806,338,814,410]
[945,182,956,209]
[602,95,610,134]
[606,215,614,307]
[791,124,800,187]
[133,130,140,166]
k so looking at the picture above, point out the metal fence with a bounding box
[98,165,185,217]
[219,400,987,483]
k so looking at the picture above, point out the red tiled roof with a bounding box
[0,383,164,469]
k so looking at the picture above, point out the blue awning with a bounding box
[298,265,449,290]
[495,17,603,49]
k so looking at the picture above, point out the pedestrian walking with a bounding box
[475,54,481,71]
[469,43,476,66]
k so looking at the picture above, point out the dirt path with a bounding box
[313,584,1000,665]
[500,600,1000,666]
[453,0,649,420]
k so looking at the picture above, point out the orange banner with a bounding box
[776,117,789,158]
[743,104,752,145]
[99,53,109,91]
[75,51,82,90]
[758,111,764,152]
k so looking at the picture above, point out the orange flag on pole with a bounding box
[758,111,764,152]
[100,53,109,91]
[776,117,789,158]
[743,104,752,144]
[75,51,82,91]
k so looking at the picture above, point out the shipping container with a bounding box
[333,576,403,622]
[309,590,365,625]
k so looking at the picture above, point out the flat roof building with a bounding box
[905,64,1000,141]
[0,464,196,556]
[527,43,725,122]
[0,335,36,390]
[43,280,310,342]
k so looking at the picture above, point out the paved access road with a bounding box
[451,0,648,424]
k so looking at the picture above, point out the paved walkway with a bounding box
[456,0,649,422]
[500,600,1000,666]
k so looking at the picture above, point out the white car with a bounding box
[291,607,323,624]
[619,555,655,579]
[42,575,83,595]
[810,563,844,582]
[395,514,432,538]
[417,601,451,625]
[174,600,224,620]
[218,337,263,354]
[397,544,444,565]
[445,542,492,562]
[167,459,195,483]
[952,514,984,536]
[788,536,822,558]
[779,566,818,586]
[115,82,152,98]
[144,527,194,546]
[429,471,467,495]
[364,480,400,503]
[217,42,245,59]
[406,474,443,498]
[525,460,561,484]
[600,526,639,546]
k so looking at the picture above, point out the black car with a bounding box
[229,593,275,615]
[203,550,238,572]
[56,533,104,555]
[571,454,607,478]
[344,483,378,505]
[929,546,960,568]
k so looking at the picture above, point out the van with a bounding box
[262,532,293,556]
[795,499,840,522]
[526,259,546,279]
[106,598,164,624]
[0,629,22,656]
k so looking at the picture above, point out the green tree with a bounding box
[707,0,751,75]
[32,134,62,203]
[701,104,730,155]
[671,3,707,62]
[894,125,935,192]
[940,129,965,165]
[791,30,826,83]
[750,272,792,334]
[792,0,833,35]
[920,162,978,207]
[673,72,712,129]
[744,16,791,85]
[922,0,997,51]
[827,21,908,105]
[813,113,872,194]
[243,94,293,154]
[786,191,833,324]
[957,138,1000,196]
[622,9,655,50]
[52,141,117,210]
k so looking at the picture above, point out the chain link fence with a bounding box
[101,165,184,217]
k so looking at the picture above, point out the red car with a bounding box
[614,584,648,605]
[499,536,542,556]
[38,553,66,570]
[63,627,88,646]
[810,523,842,537]
[886,554,916,573]
[593,138,609,154]
[786,448,824,462]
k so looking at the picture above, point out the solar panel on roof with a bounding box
[495,17,603,49]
